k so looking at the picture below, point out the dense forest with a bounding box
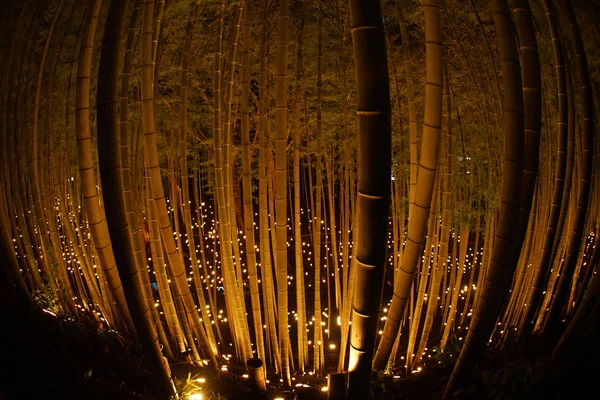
[0,0,599,398]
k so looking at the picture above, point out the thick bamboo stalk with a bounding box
[374,0,443,370]
[75,0,134,331]
[347,0,392,397]
[96,0,174,390]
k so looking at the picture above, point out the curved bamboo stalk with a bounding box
[514,0,548,332]
[96,0,173,390]
[542,0,595,334]
[444,0,524,395]
[374,0,443,370]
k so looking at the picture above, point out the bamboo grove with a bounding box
[0,0,598,398]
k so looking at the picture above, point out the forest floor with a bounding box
[1,283,599,400]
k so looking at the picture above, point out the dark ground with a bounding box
[1,282,599,400]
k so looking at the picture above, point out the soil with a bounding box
[1,283,599,400]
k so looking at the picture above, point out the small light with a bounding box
[189,392,203,400]
[321,386,329,392]
[196,378,206,383]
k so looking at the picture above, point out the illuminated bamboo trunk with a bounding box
[444,0,524,395]
[326,156,341,312]
[504,189,536,328]
[547,59,575,303]
[406,164,439,370]
[44,15,81,308]
[96,0,174,390]
[460,228,480,326]
[211,0,235,354]
[116,0,171,354]
[26,0,73,310]
[140,0,217,368]
[239,0,266,365]
[151,0,165,88]
[292,1,307,372]
[75,0,134,331]
[31,0,64,280]
[218,4,252,362]
[193,164,224,344]
[509,0,546,335]
[374,0,443,370]
[346,0,391,397]
[338,0,352,372]
[258,1,281,369]
[541,0,594,334]
[414,53,454,371]
[313,2,324,374]
[441,226,468,349]
[274,0,291,384]
[554,233,600,355]
[149,196,186,354]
